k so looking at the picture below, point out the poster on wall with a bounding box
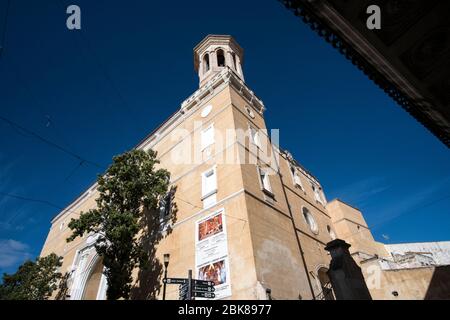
[195,209,232,299]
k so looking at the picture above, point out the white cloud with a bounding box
[0,239,33,269]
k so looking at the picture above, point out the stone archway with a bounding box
[69,235,108,300]
[317,267,335,300]
[82,257,106,300]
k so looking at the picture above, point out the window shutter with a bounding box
[201,125,214,150]
[202,168,217,197]
[251,127,260,146]
[259,168,272,192]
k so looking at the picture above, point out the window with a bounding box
[302,207,318,234]
[202,167,217,208]
[203,54,210,73]
[290,165,303,190]
[203,193,216,209]
[259,167,272,194]
[159,190,174,221]
[202,168,217,196]
[250,127,260,147]
[231,52,237,70]
[217,49,225,67]
[327,225,336,240]
[312,183,325,205]
[201,124,214,150]
[245,106,255,119]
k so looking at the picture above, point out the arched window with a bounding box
[302,207,318,234]
[217,49,225,67]
[231,52,237,70]
[203,54,210,73]
[317,267,334,300]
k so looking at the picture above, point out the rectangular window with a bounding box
[202,167,217,208]
[312,184,324,204]
[319,187,326,205]
[259,167,272,194]
[290,165,304,190]
[294,173,303,189]
[159,191,173,221]
[202,193,217,209]
[201,124,214,150]
[250,127,260,147]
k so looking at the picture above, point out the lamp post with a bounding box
[162,253,170,300]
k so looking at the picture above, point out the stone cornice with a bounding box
[181,67,265,114]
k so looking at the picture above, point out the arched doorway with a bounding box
[69,237,108,300]
[317,267,335,300]
[82,258,106,300]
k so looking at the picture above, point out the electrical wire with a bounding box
[0,114,104,169]
[57,0,136,117]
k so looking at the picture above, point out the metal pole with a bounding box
[162,267,168,300]
[187,269,193,301]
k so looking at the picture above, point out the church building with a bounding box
[40,35,450,300]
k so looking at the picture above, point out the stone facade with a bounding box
[327,199,450,300]
[40,35,450,300]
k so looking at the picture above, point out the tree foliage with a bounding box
[0,253,62,300]
[67,149,175,300]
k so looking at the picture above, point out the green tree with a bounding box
[67,149,175,300]
[0,253,62,300]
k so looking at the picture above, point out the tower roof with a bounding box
[193,34,244,71]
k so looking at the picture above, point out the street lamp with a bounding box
[162,253,170,300]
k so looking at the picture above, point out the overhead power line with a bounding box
[0,191,88,225]
[0,191,65,212]
[0,115,104,169]
[57,0,136,117]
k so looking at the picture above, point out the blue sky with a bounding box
[0,0,449,276]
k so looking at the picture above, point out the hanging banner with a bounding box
[195,208,231,299]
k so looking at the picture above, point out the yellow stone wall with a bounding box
[41,80,335,300]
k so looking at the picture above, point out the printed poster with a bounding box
[195,208,231,299]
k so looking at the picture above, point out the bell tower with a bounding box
[194,35,245,88]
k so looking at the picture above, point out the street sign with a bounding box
[164,277,188,285]
[179,283,189,290]
[193,291,215,299]
[168,271,216,300]
[179,287,188,294]
[193,285,215,293]
[179,288,188,294]
[193,280,214,286]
